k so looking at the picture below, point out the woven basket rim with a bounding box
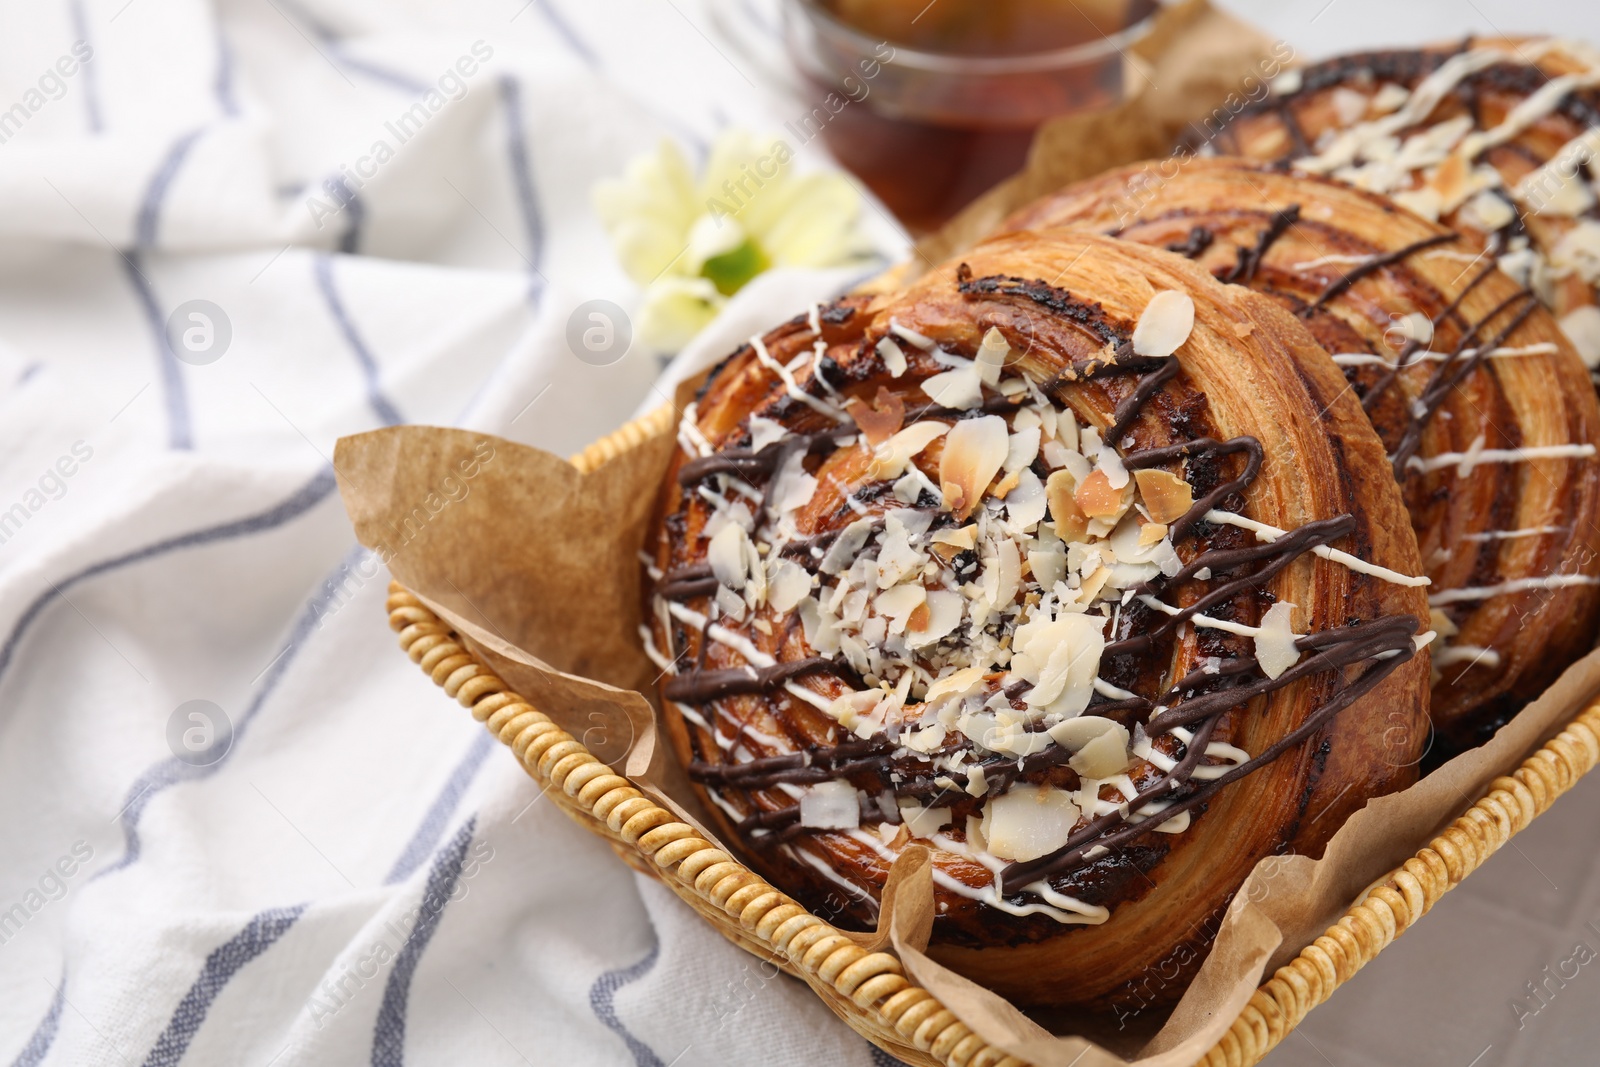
[383,405,1600,1067]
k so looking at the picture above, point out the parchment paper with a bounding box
[333,4,1600,1060]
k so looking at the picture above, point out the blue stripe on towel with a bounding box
[496,76,546,301]
[119,254,193,451]
[139,906,308,1067]
[533,0,599,67]
[384,733,494,885]
[589,942,666,1067]
[370,818,478,1067]
[313,254,404,426]
[8,969,65,1067]
[15,541,386,1063]
[214,28,239,117]
[68,1,102,132]
[136,129,206,250]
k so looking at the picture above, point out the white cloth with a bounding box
[6,2,1600,1067]
[0,2,906,1065]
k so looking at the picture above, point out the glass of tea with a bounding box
[783,0,1158,234]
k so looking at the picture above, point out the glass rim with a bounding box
[790,0,1160,75]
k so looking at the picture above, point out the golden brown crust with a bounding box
[1212,38,1600,323]
[643,232,1429,1011]
[997,157,1600,751]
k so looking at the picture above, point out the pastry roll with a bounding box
[1209,36,1600,372]
[641,232,1430,1009]
[999,158,1600,752]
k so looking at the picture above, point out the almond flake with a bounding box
[981,786,1080,862]
[1371,82,1410,114]
[707,523,749,588]
[799,780,860,829]
[1011,611,1104,716]
[1131,290,1195,357]
[1393,187,1443,221]
[845,386,905,447]
[897,800,951,837]
[748,415,786,451]
[1046,469,1089,543]
[1046,715,1126,752]
[877,336,908,377]
[1463,189,1515,233]
[1429,152,1469,210]
[931,525,978,549]
[920,364,983,410]
[926,664,988,702]
[867,421,948,481]
[1069,728,1130,780]
[991,469,1021,498]
[1074,469,1127,518]
[974,327,1011,386]
[1255,601,1302,680]
[906,589,964,648]
[767,560,812,612]
[1559,306,1600,368]
[1330,86,1368,125]
[1133,469,1193,524]
[875,583,927,632]
[1004,426,1041,472]
[1138,521,1169,546]
[939,415,1009,520]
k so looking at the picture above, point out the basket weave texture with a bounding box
[383,408,1600,1067]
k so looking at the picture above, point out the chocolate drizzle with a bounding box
[1166,226,1215,259]
[1218,205,1300,285]
[665,656,840,703]
[1388,287,1539,478]
[1302,232,1458,313]
[652,267,1422,911]
[1106,515,1356,658]
[997,614,1416,892]
[1360,257,1499,415]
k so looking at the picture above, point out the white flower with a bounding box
[593,130,871,351]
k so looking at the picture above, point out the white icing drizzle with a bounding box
[1293,252,1378,270]
[1429,573,1600,606]
[1405,442,1596,476]
[1464,524,1567,542]
[1460,71,1600,158]
[1092,677,1141,700]
[658,324,1438,930]
[1432,644,1503,668]
[750,334,848,420]
[666,601,773,668]
[638,552,664,581]
[677,401,714,458]
[1514,127,1600,209]
[1295,47,1508,176]
[1137,593,1267,638]
[888,318,937,350]
[1205,510,1432,587]
[1328,342,1559,367]
[924,832,1109,924]
[783,842,877,906]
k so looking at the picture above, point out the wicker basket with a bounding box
[384,405,1600,1067]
